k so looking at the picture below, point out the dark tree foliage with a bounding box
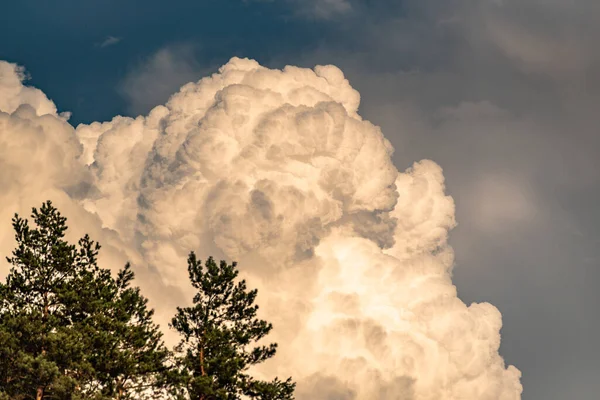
[70,257,171,399]
[170,254,295,400]
[0,201,169,399]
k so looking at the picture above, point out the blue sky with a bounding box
[0,0,329,123]
[2,1,600,399]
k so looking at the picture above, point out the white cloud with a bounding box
[0,61,57,116]
[1,57,522,399]
[83,58,520,398]
[0,61,174,318]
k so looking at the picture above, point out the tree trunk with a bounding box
[200,346,206,376]
[36,296,49,400]
[199,345,207,400]
[36,386,44,400]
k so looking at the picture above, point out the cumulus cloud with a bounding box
[0,62,83,268]
[0,61,167,306]
[1,57,522,399]
[0,62,57,116]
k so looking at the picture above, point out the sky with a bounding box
[1,0,599,399]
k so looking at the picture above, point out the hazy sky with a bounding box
[1,1,599,399]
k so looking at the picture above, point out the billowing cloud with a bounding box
[0,58,522,399]
[0,61,84,277]
[0,61,162,299]
[0,61,57,116]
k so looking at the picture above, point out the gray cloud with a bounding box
[251,0,353,19]
[119,44,210,116]
[297,0,352,19]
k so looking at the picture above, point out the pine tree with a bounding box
[0,201,84,398]
[67,242,171,399]
[0,201,170,399]
[77,261,171,399]
[170,253,295,400]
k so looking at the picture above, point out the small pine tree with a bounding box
[0,201,170,399]
[170,253,295,400]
